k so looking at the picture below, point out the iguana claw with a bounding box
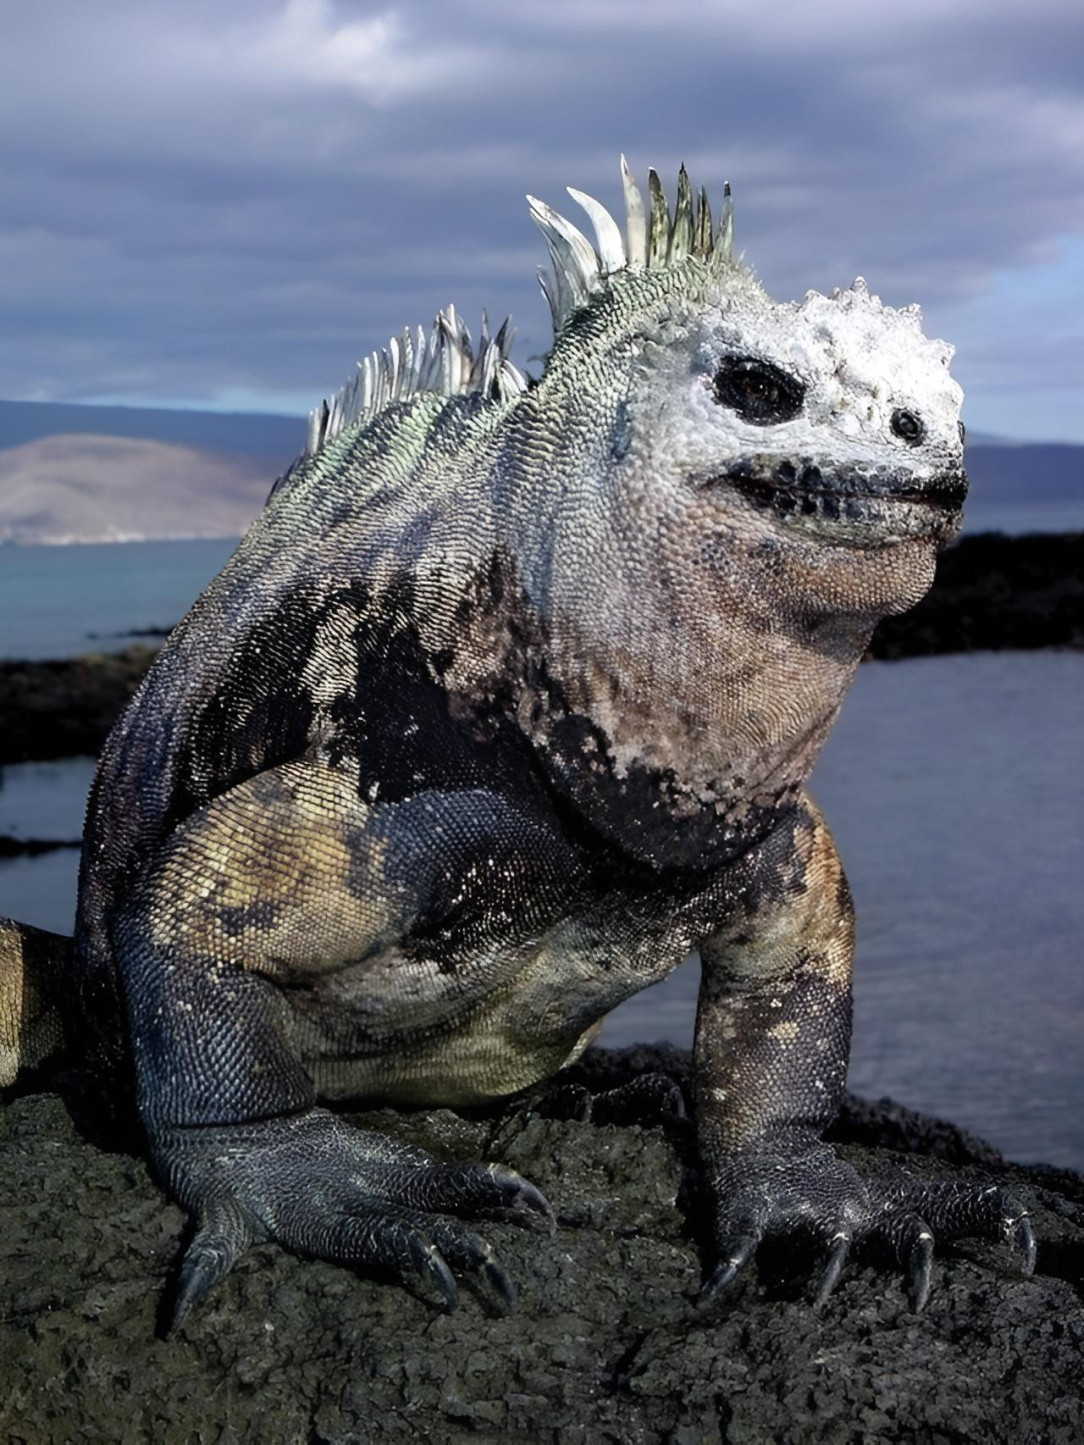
[813,1232,852,1307]
[171,1200,250,1334]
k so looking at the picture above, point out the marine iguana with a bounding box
[0,158,1035,1328]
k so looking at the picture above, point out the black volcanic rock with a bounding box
[1,1046,1081,1443]
[868,531,1084,659]
[0,645,157,764]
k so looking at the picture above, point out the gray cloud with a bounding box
[1,0,1081,437]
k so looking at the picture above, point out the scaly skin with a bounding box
[0,162,1033,1326]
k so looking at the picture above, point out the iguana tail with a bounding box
[0,916,69,1086]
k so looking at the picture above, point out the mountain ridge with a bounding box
[0,434,270,546]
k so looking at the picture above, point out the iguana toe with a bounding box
[532,1072,687,1127]
[477,1164,556,1233]
[866,1177,1037,1309]
[812,1230,852,1306]
[584,1073,687,1126]
[170,1195,251,1334]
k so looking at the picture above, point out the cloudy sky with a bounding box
[4,0,1082,440]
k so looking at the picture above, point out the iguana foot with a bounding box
[156,1108,554,1332]
[702,1145,1035,1311]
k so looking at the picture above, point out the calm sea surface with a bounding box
[0,523,1081,1168]
[0,536,237,660]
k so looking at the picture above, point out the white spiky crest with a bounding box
[302,158,734,461]
[528,155,734,333]
[304,305,528,458]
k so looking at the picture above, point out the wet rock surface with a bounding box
[2,1046,1081,1444]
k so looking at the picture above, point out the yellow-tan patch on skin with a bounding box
[149,763,408,979]
[291,895,666,1108]
[694,790,855,1152]
[799,796,856,990]
[310,1011,605,1108]
[707,793,853,991]
[0,918,65,1085]
[768,1019,800,1043]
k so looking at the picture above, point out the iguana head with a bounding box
[501,161,969,865]
[527,159,967,621]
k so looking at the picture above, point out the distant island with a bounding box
[0,399,302,545]
[0,434,273,546]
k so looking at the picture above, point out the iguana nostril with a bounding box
[891,409,925,444]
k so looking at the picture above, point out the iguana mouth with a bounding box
[709,457,968,543]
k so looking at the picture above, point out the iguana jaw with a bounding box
[702,455,968,548]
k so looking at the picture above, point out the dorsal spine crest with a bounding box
[529,157,735,333]
[306,306,527,460]
[304,158,735,465]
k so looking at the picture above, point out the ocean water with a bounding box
[0,653,1080,1169]
[0,536,237,660]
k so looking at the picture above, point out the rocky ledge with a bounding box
[0,644,157,767]
[2,1045,1081,1443]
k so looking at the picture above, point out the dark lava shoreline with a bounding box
[869,531,1083,660]
[0,643,159,767]
[1,531,1081,769]
[2,1045,1081,1443]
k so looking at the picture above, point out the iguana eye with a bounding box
[712,357,805,425]
[891,408,925,445]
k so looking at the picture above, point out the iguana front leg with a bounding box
[114,759,561,1330]
[695,793,1035,1309]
